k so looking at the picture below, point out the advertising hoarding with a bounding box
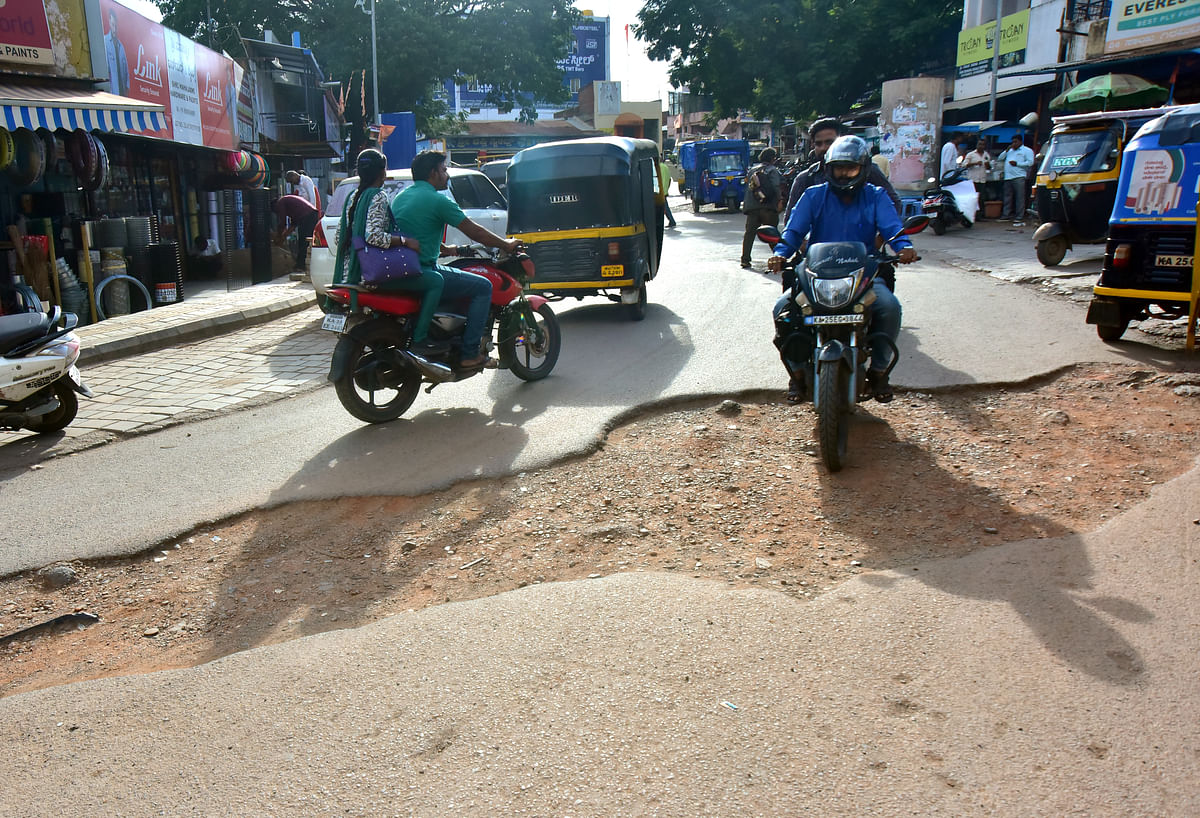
[956,10,1031,79]
[1105,0,1200,53]
[0,0,54,65]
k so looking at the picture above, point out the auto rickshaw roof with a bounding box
[509,136,659,174]
[1051,106,1181,131]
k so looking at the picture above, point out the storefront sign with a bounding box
[0,0,54,65]
[1105,0,1200,53]
[956,10,1031,79]
[94,0,235,150]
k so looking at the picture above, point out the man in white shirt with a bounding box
[997,134,1035,220]
[940,133,963,179]
[285,170,320,213]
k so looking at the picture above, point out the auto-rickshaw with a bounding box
[1033,108,1166,266]
[506,136,660,320]
[1086,103,1200,345]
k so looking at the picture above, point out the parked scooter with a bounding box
[757,216,929,472]
[922,167,978,235]
[0,305,91,434]
[322,246,561,423]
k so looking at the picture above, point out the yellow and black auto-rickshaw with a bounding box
[506,137,660,320]
[1033,108,1165,266]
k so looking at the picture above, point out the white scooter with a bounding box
[0,304,91,434]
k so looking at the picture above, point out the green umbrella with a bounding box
[1049,73,1168,113]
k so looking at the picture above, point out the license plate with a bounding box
[805,314,864,325]
[321,313,347,333]
[601,264,624,277]
[1155,254,1194,268]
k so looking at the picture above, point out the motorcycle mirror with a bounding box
[899,214,931,236]
[756,226,782,246]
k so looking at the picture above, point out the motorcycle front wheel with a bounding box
[500,302,561,381]
[930,217,947,236]
[26,380,78,434]
[332,324,421,423]
[816,360,850,472]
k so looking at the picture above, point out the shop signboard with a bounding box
[1,0,54,65]
[955,10,1031,79]
[92,0,236,149]
[1105,0,1200,53]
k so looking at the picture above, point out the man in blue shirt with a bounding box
[767,136,917,402]
[391,151,518,369]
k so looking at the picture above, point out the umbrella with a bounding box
[1049,74,1168,113]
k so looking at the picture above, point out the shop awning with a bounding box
[0,84,167,134]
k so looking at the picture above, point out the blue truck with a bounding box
[679,139,751,213]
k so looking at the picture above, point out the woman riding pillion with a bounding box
[331,149,447,358]
[767,136,917,403]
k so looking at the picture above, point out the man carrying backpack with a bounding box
[740,148,784,269]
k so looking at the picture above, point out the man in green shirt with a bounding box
[391,151,519,369]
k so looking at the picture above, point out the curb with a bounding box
[78,292,318,367]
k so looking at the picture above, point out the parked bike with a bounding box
[322,247,560,423]
[922,168,977,235]
[758,216,928,471]
[0,304,91,434]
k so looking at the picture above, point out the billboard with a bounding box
[91,0,236,149]
[1106,0,1200,53]
[956,10,1031,79]
[0,0,54,65]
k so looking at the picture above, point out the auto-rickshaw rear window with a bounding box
[509,156,631,182]
[1040,129,1120,174]
[1157,112,1200,146]
[508,175,632,231]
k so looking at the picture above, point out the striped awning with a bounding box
[0,84,167,134]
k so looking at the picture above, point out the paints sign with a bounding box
[0,0,54,65]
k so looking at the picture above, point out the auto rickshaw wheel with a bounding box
[626,283,647,321]
[1036,236,1069,267]
[930,217,946,236]
[1096,319,1130,342]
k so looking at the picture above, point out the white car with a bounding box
[309,167,508,295]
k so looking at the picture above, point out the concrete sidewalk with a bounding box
[76,278,318,366]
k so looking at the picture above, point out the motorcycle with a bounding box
[0,304,92,434]
[758,215,928,471]
[322,246,561,423]
[922,167,978,235]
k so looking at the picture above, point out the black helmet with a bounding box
[824,135,870,196]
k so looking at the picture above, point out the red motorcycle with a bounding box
[322,249,560,423]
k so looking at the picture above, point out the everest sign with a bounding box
[1107,0,1200,52]
[0,0,54,65]
[96,0,236,150]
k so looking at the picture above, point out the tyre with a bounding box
[501,302,561,381]
[930,217,946,236]
[332,323,421,423]
[1036,236,1068,267]
[26,380,77,434]
[1096,320,1129,342]
[816,360,849,472]
[625,283,647,321]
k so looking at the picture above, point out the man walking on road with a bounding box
[740,148,784,269]
[998,134,1035,221]
[940,133,963,179]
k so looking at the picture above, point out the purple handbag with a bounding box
[352,234,421,286]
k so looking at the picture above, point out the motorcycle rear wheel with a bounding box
[26,380,78,434]
[816,360,849,472]
[333,324,421,423]
[501,302,561,381]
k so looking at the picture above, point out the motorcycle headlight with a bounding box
[810,271,861,309]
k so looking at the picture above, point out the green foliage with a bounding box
[634,0,960,123]
[156,0,578,133]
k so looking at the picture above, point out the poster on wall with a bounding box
[1106,0,1200,54]
[0,0,54,65]
[96,0,236,149]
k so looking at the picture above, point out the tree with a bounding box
[156,0,578,133]
[634,0,960,123]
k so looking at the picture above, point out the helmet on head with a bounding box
[824,135,870,196]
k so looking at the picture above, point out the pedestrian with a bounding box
[740,147,784,269]
[870,144,890,177]
[654,153,674,262]
[962,140,991,200]
[997,134,1035,221]
[940,133,963,179]
[285,170,320,212]
[272,194,321,273]
[786,117,901,221]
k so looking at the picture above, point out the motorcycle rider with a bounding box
[767,136,917,403]
[391,150,520,369]
[786,118,901,220]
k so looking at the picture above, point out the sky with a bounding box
[118,0,675,102]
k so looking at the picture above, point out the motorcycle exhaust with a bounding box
[399,349,456,383]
